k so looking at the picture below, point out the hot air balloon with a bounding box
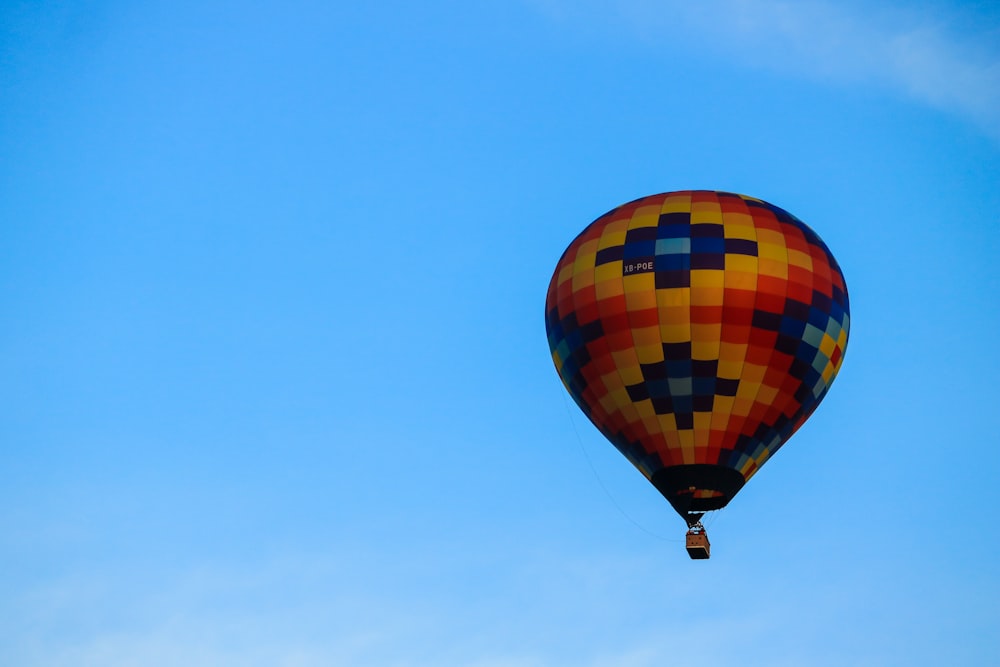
[545,191,849,559]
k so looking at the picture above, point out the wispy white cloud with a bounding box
[2,547,862,667]
[532,0,1000,139]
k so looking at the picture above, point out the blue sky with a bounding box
[2,1,998,665]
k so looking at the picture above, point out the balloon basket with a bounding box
[685,523,710,560]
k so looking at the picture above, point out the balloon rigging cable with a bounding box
[559,388,681,543]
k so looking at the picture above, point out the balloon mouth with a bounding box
[681,489,725,500]
[651,464,747,522]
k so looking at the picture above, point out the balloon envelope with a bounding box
[545,191,849,523]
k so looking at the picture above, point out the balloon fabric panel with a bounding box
[546,191,850,516]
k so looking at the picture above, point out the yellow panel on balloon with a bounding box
[660,194,692,213]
